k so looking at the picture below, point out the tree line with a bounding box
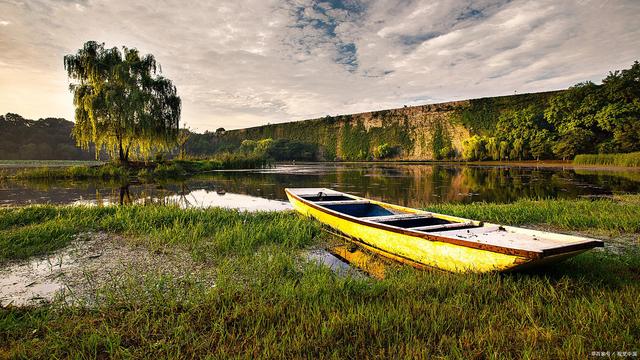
[0,113,95,160]
[461,61,640,161]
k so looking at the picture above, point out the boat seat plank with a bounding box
[362,214,428,222]
[409,222,475,232]
[428,226,590,253]
[315,200,370,206]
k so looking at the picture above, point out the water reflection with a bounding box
[69,183,292,211]
[1,163,639,209]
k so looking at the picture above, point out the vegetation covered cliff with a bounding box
[188,61,640,161]
[187,91,559,161]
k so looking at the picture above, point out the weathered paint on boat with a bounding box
[286,188,604,273]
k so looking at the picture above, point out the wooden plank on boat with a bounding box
[284,187,605,272]
[429,225,596,253]
[362,214,428,222]
[409,222,475,232]
[315,200,370,206]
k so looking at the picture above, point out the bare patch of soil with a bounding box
[0,232,209,307]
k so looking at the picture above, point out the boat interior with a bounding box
[289,188,604,257]
[298,191,478,233]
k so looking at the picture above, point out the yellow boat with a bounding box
[285,188,604,273]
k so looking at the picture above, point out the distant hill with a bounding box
[0,113,94,160]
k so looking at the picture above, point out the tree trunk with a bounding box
[125,145,130,163]
[118,136,126,164]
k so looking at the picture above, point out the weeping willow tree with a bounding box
[64,41,181,163]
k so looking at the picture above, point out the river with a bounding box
[2,162,639,210]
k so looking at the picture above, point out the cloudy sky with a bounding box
[1,0,639,131]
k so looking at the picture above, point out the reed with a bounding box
[573,152,640,167]
[2,154,271,182]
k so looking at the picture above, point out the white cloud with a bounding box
[0,0,639,131]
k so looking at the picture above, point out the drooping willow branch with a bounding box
[64,41,181,162]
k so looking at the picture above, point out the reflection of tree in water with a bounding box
[119,184,131,205]
[4,164,640,207]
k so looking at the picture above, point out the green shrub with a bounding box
[372,143,392,159]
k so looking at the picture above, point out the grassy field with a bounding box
[1,197,639,358]
[574,152,640,167]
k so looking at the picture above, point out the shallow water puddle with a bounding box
[0,233,204,307]
[306,244,389,279]
[306,249,357,277]
[0,242,91,306]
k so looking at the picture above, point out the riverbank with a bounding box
[1,197,639,357]
[288,159,640,172]
[0,154,271,182]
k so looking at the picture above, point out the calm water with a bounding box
[2,163,640,210]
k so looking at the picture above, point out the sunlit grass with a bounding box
[424,195,640,233]
[0,154,272,182]
[0,205,319,262]
[1,198,639,358]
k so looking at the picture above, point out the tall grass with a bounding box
[424,195,640,233]
[1,231,640,357]
[2,154,272,182]
[0,205,319,262]
[1,199,639,357]
[574,152,640,167]
[8,164,128,181]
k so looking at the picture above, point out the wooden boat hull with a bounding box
[286,188,602,273]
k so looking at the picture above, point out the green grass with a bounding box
[1,198,639,358]
[0,154,272,182]
[2,163,130,181]
[0,205,318,262]
[574,152,640,167]
[0,160,103,168]
[424,195,640,233]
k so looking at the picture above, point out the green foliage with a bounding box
[552,128,594,160]
[266,139,317,161]
[457,92,557,134]
[340,121,370,160]
[0,114,96,160]
[11,164,129,180]
[372,143,393,159]
[255,138,274,154]
[240,139,257,153]
[573,152,640,167]
[6,155,271,181]
[64,41,181,163]
[461,135,487,161]
[496,105,554,161]
[176,128,191,160]
[544,61,640,157]
[431,121,453,160]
